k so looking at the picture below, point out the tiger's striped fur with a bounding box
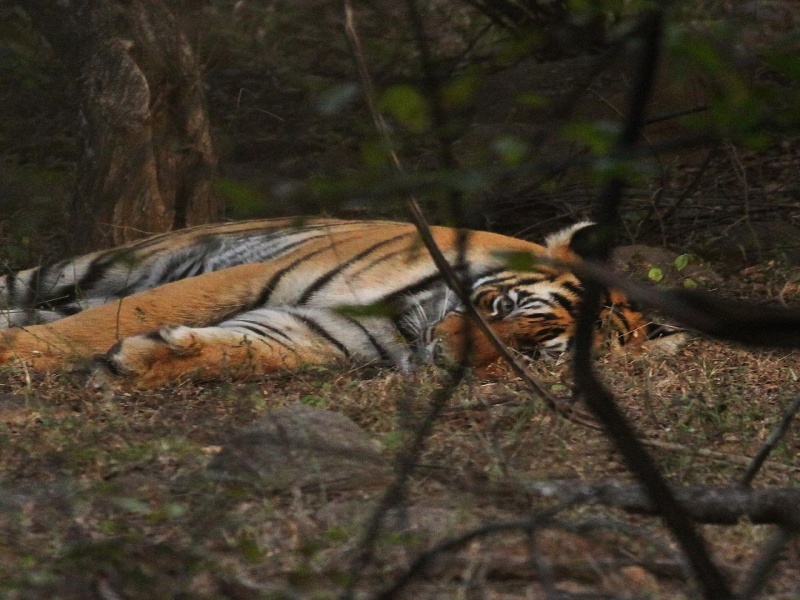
[0,218,658,387]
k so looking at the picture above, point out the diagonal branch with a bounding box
[570,8,732,599]
[342,0,595,428]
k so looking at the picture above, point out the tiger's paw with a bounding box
[90,326,206,389]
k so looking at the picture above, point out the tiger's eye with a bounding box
[492,295,515,317]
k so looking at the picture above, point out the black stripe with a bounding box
[73,255,120,303]
[170,257,206,282]
[549,292,575,312]
[252,245,336,308]
[298,233,411,305]
[235,319,294,342]
[25,264,47,305]
[4,273,17,300]
[473,271,516,286]
[472,288,501,304]
[530,311,557,322]
[562,280,583,296]
[347,246,415,277]
[391,315,417,343]
[257,236,324,263]
[376,272,445,305]
[503,274,550,287]
[607,308,632,337]
[293,314,351,358]
[56,304,82,316]
[377,264,504,308]
[535,326,565,342]
[348,319,393,362]
[232,323,268,338]
[233,324,293,349]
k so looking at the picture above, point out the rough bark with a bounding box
[21,0,220,252]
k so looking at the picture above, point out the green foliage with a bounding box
[214,177,269,219]
[674,253,691,271]
[665,21,800,146]
[647,267,664,282]
[379,84,431,133]
[562,121,620,155]
[493,135,529,166]
[300,394,329,408]
[441,72,483,110]
[494,250,540,272]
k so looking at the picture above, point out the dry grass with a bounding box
[1,318,799,598]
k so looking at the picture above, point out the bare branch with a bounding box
[741,391,800,487]
[570,8,731,599]
[521,480,800,528]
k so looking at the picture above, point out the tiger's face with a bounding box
[429,271,654,371]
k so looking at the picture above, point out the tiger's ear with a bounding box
[544,221,597,262]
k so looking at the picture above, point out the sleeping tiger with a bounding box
[0,218,663,387]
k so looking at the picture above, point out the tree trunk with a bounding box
[21,0,220,252]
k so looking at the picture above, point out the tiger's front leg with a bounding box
[91,307,409,388]
[0,261,318,371]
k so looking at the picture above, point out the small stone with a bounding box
[207,403,390,493]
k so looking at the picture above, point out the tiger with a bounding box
[0,217,664,388]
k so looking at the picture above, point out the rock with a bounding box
[704,221,800,266]
[207,403,390,493]
[614,244,722,287]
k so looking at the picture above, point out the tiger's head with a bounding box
[428,222,667,372]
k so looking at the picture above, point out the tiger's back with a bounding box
[0,218,393,327]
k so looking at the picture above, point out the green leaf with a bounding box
[360,138,392,168]
[674,253,691,271]
[379,85,430,133]
[648,267,664,282]
[516,91,548,108]
[562,120,619,154]
[765,51,800,81]
[683,278,698,289]
[301,395,328,408]
[493,135,528,166]
[494,250,539,271]
[239,533,265,563]
[214,178,267,218]
[441,73,481,109]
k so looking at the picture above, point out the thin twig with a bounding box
[741,391,800,487]
[736,528,795,600]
